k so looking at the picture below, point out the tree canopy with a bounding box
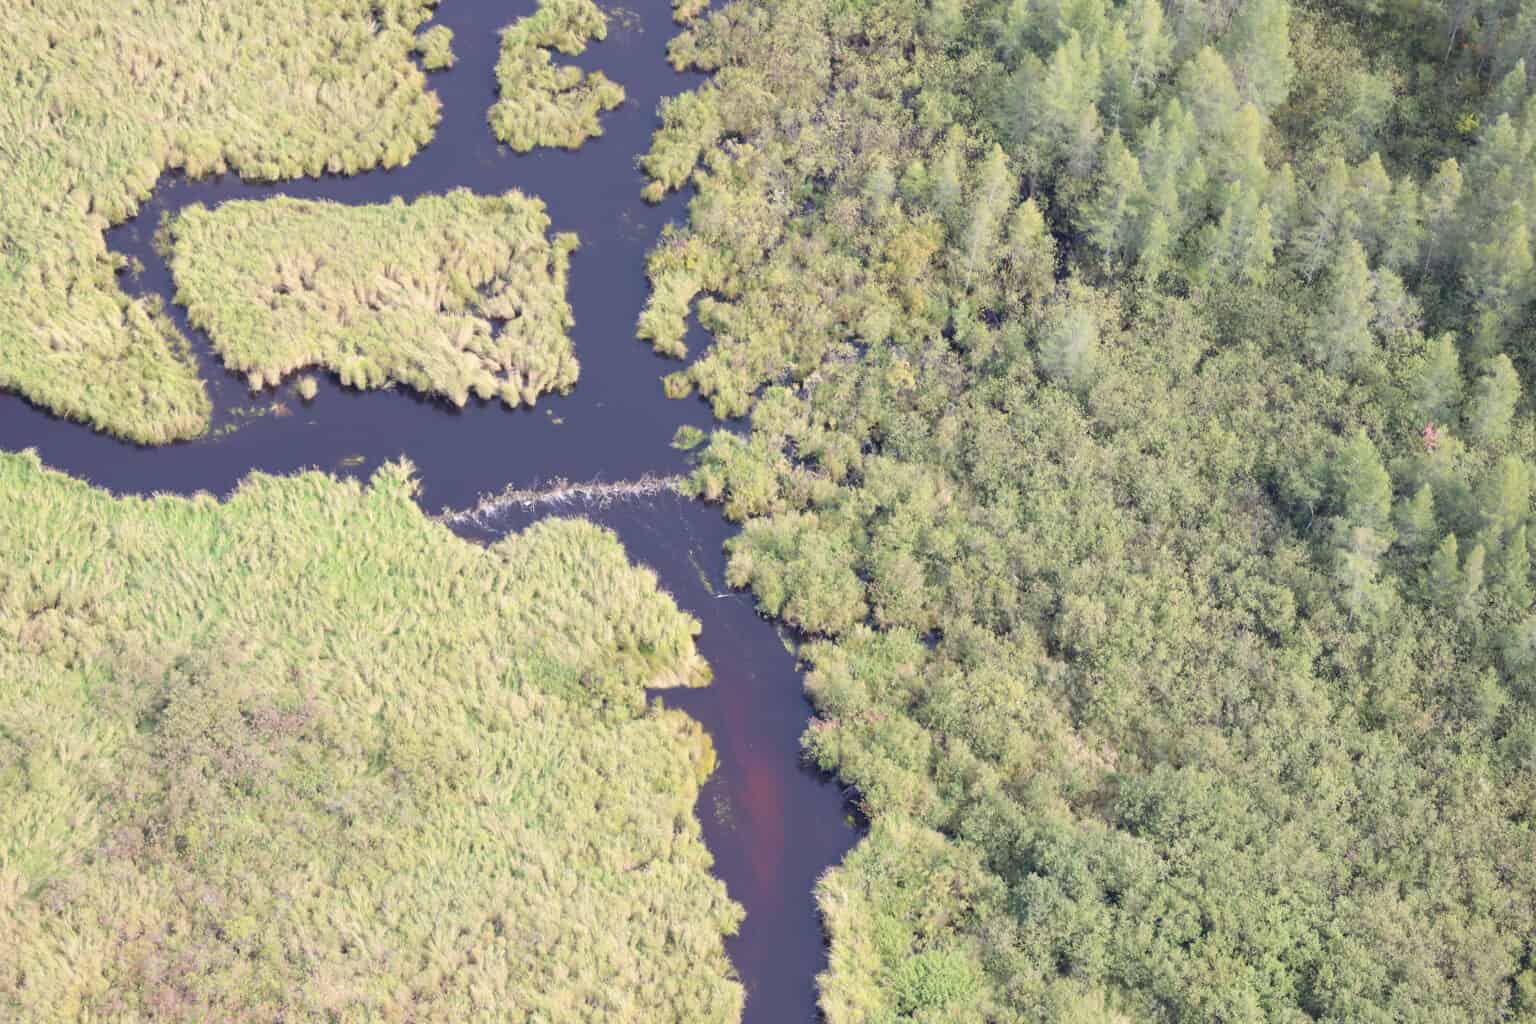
[643,0,1536,1018]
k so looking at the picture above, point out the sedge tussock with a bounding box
[0,451,740,1020]
[169,190,579,408]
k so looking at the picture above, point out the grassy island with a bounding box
[489,0,626,152]
[646,0,1536,1019]
[0,0,450,443]
[0,452,743,1021]
[169,191,580,408]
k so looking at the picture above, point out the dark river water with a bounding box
[0,1,858,1018]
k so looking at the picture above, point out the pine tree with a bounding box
[1295,159,1359,284]
[1460,542,1488,615]
[1351,153,1394,262]
[1005,198,1058,304]
[1006,33,1104,179]
[1336,525,1385,621]
[1084,132,1146,271]
[1498,524,1532,605]
[1037,284,1101,389]
[1380,176,1422,274]
[1396,484,1438,555]
[1466,353,1521,444]
[960,145,1015,291]
[1477,453,1532,544]
[1122,0,1173,96]
[1333,428,1393,530]
[1427,532,1462,607]
[932,139,965,232]
[1415,333,1462,425]
[1370,268,1418,337]
[1486,59,1529,124]
[1421,158,1464,276]
[1309,238,1376,375]
[1219,0,1293,114]
[863,157,896,219]
[1463,200,1533,357]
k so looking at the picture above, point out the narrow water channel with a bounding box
[0,1,858,1018]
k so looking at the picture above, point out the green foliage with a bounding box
[489,0,626,152]
[0,0,449,442]
[416,24,456,70]
[639,0,1536,1018]
[0,452,742,1020]
[169,190,579,408]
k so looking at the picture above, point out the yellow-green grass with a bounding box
[0,0,453,443]
[0,451,743,1021]
[489,0,626,152]
[169,190,579,408]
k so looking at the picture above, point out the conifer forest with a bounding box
[5,0,1536,1021]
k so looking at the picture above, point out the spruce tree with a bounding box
[1466,354,1521,444]
[1421,158,1464,276]
[1005,198,1058,304]
[1333,428,1393,531]
[1219,0,1293,114]
[1309,238,1376,375]
[1036,285,1101,389]
[1416,333,1462,425]
[1427,532,1462,607]
[1499,524,1532,605]
[1380,176,1423,274]
[1396,484,1439,555]
[960,145,1015,291]
[1084,132,1146,271]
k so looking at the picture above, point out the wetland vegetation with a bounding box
[169,190,579,408]
[0,451,742,1021]
[0,0,448,443]
[646,0,1536,1018]
[488,0,626,152]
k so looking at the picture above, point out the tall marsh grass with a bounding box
[0,0,450,442]
[0,451,743,1020]
[489,0,626,152]
[170,190,580,408]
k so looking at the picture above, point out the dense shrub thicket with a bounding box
[0,0,449,443]
[642,0,1536,1019]
[169,190,580,408]
[488,0,625,152]
[0,452,743,1021]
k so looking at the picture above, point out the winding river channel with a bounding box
[0,1,858,1018]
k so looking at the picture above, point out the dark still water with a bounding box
[0,0,858,1018]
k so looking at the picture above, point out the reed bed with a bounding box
[0,0,452,442]
[0,451,742,1020]
[169,190,579,408]
[489,0,626,152]
[440,474,687,527]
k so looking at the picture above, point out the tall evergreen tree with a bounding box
[1396,483,1439,555]
[1421,158,1464,276]
[1036,283,1102,388]
[1427,532,1463,608]
[1084,132,1146,271]
[1416,333,1462,425]
[1219,0,1293,114]
[960,145,1015,292]
[1466,353,1521,444]
[1309,237,1377,375]
[1005,198,1058,304]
